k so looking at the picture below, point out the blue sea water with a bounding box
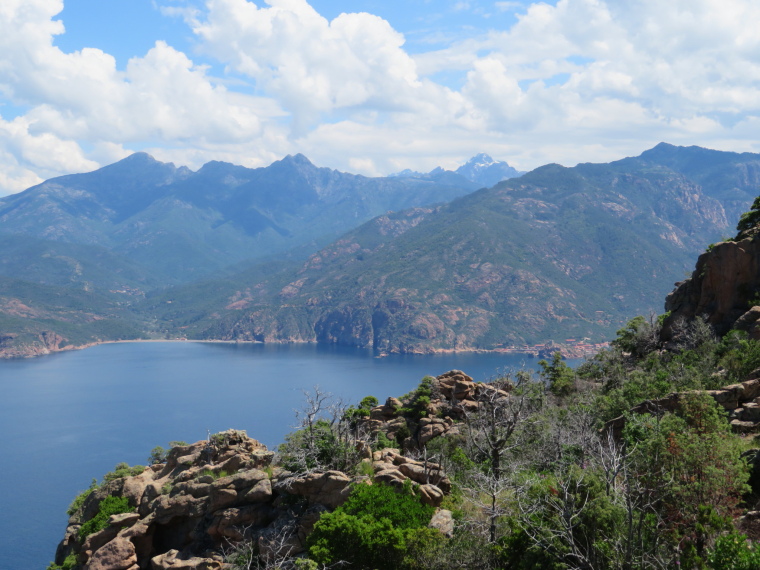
[0,342,582,569]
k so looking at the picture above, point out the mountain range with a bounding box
[390,152,524,188]
[1,144,759,356]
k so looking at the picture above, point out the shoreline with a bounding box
[1,336,607,361]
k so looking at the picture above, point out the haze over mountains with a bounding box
[1,144,759,356]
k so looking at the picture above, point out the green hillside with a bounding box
[183,149,753,351]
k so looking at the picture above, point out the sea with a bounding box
[0,341,584,569]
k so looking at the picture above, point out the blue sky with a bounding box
[1,0,759,195]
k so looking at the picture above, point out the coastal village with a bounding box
[497,338,611,359]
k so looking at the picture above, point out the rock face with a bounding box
[52,429,453,570]
[663,234,760,340]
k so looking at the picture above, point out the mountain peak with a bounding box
[279,153,315,168]
[455,153,523,187]
[117,152,161,165]
[464,153,496,167]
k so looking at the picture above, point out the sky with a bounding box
[1,0,759,195]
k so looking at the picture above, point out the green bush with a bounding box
[708,531,760,570]
[196,469,229,480]
[307,481,436,568]
[400,376,436,419]
[538,352,575,397]
[102,462,145,483]
[340,480,435,529]
[46,553,77,570]
[78,496,133,539]
[279,418,347,471]
[148,446,166,465]
[736,196,760,235]
[375,431,397,451]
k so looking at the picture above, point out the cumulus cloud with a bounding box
[187,0,437,132]
[1,0,760,195]
[0,0,280,194]
[0,114,98,193]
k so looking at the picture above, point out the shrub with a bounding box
[374,431,397,451]
[339,480,435,529]
[47,553,77,570]
[401,376,436,418]
[538,352,575,397]
[307,481,436,568]
[148,446,167,465]
[102,462,145,483]
[708,531,760,570]
[196,469,229,481]
[736,196,760,235]
[78,496,133,539]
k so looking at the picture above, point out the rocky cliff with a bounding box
[50,370,506,570]
[53,430,454,570]
[662,227,760,341]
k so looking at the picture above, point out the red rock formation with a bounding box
[663,234,760,340]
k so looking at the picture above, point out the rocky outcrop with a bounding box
[663,234,760,341]
[605,374,760,436]
[52,429,452,570]
[359,369,512,455]
[0,330,86,359]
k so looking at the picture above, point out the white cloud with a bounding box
[188,0,434,131]
[0,0,282,193]
[2,0,760,195]
[0,114,98,194]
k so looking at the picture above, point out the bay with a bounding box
[0,341,581,569]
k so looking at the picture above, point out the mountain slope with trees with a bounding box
[4,144,760,358]
[183,146,756,351]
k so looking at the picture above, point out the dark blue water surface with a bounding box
[0,341,581,569]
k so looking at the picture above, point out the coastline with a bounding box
[0,335,607,361]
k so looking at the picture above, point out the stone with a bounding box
[82,525,120,556]
[742,379,760,401]
[153,493,208,524]
[87,537,137,570]
[109,512,141,527]
[208,488,238,512]
[121,471,153,507]
[739,403,760,423]
[374,469,406,487]
[398,462,444,485]
[417,484,444,507]
[240,478,273,503]
[386,397,403,410]
[663,238,760,339]
[429,509,454,538]
[731,419,760,433]
[418,418,449,445]
[277,470,352,509]
[372,461,396,473]
[705,387,740,410]
[207,504,273,540]
[150,549,223,570]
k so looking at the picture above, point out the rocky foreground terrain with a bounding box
[52,370,501,570]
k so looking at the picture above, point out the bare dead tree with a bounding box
[459,371,545,543]
[517,469,598,570]
[463,371,543,482]
[283,386,373,474]
[223,521,348,570]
